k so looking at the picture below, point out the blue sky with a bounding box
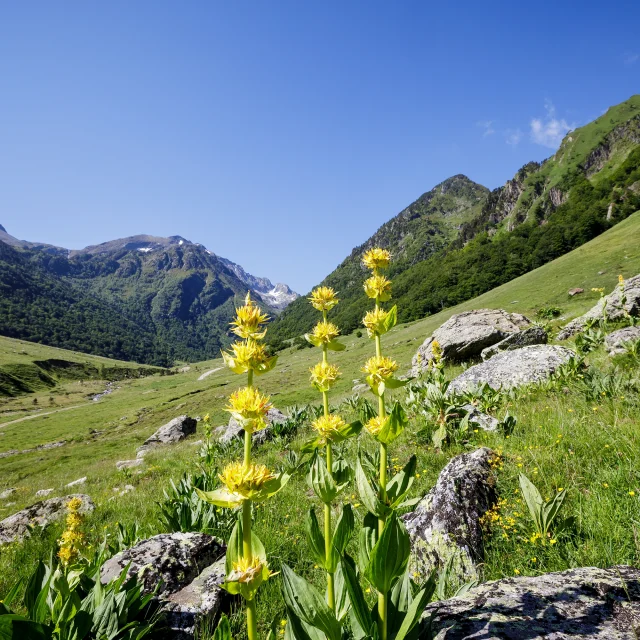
[1,1,639,293]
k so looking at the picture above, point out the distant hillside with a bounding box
[270,95,640,343]
[0,231,298,365]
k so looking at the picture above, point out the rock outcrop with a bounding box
[137,415,197,457]
[481,326,547,360]
[448,345,575,394]
[214,408,287,445]
[0,494,94,544]
[424,565,640,639]
[402,448,496,584]
[100,532,227,639]
[558,274,640,339]
[462,405,499,432]
[605,326,640,355]
[412,310,531,374]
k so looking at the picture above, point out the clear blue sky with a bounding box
[1,1,639,293]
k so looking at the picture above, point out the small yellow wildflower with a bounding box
[362,247,392,271]
[311,414,347,444]
[58,497,85,566]
[362,355,398,383]
[226,387,272,432]
[309,361,341,391]
[364,416,386,437]
[630,491,636,497]
[431,339,443,363]
[363,274,392,301]
[308,286,339,311]
[219,462,275,498]
[230,292,269,339]
[619,274,625,285]
[311,320,340,344]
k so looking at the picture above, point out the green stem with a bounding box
[325,444,335,610]
[243,367,258,640]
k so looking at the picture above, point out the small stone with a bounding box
[116,459,144,470]
[35,489,54,497]
[66,477,87,487]
[0,488,16,500]
[568,287,584,296]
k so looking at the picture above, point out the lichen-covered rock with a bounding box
[0,494,94,544]
[215,408,287,445]
[448,345,575,394]
[423,565,640,639]
[116,458,144,470]
[462,405,499,432]
[100,532,227,639]
[137,415,197,457]
[558,274,640,339]
[402,448,496,584]
[412,310,531,374]
[481,326,548,360]
[605,326,640,355]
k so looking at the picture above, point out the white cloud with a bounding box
[477,120,495,137]
[505,129,522,146]
[529,101,574,149]
[624,52,639,65]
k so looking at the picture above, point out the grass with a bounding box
[1,212,640,637]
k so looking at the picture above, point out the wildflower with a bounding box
[310,321,340,344]
[619,274,625,285]
[58,497,85,566]
[225,555,273,601]
[309,361,341,392]
[230,292,269,339]
[226,387,272,432]
[365,416,386,437]
[630,491,636,497]
[362,307,393,337]
[362,247,392,271]
[591,287,605,294]
[514,569,521,575]
[362,355,399,383]
[311,414,347,444]
[363,274,392,301]
[222,339,273,374]
[431,339,443,363]
[219,462,275,499]
[308,286,339,311]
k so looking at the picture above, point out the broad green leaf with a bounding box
[340,556,372,634]
[24,561,47,618]
[304,334,323,347]
[213,615,233,640]
[326,339,346,352]
[281,565,341,640]
[386,455,416,507]
[383,305,398,332]
[0,616,52,640]
[328,504,355,572]
[333,561,350,623]
[394,584,435,640]
[431,423,447,450]
[356,456,386,518]
[384,377,410,389]
[365,513,410,593]
[255,355,278,375]
[519,473,544,532]
[357,513,378,575]
[377,402,408,445]
[336,419,363,441]
[305,508,328,569]
[307,451,338,504]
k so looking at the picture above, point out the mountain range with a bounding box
[0,228,298,365]
[1,94,639,364]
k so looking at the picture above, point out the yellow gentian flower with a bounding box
[364,416,385,437]
[364,274,392,301]
[230,292,269,339]
[309,361,341,392]
[309,286,339,311]
[362,355,399,383]
[311,414,346,444]
[362,247,392,271]
[219,462,275,498]
[222,339,272,374]
[226,386,272,432]
[311,321,340,344]
[362,307,391,337]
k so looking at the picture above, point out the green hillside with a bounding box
[271,95,640,342]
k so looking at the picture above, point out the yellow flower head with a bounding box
[364,416,385,437]
[309,286,339,312]
[223,339,270,374]
[311,414,346,444]
[230,555,266,584]
[364,275,392,302]
[67,497,83,512]
[219,462,275,498]
[362,247,392,271]
[591,287,605,294]
[362,355,398,383]
[311,321,340,344]
[226,386,272,432]
[431,339,443,362]
[309,361,341,391]
[231,292,269,339]
[362,307,391,337]
[619,274,625,285]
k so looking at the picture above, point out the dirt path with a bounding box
[0,403,93,430]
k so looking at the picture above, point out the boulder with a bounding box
[35,489,54,497]
[568,287,584,296]
[412,310,531,374]
[137,415,197,457]
[0,488,16,500]
[448,345,575,394]
[215,408,287,445]
[402,448,496,584]
[116,458,144,470]
[462,405,499,432]
[424,565,640,639]
[0,494,94,545]
[100,532,227,639]
[481,326,548,360]
[558,274,640,339]
[605,326,640,355]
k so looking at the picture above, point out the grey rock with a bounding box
[568,287,584,296]
[100,532,227,639]
[481,326,548,360]
[412,310,531,374]
[35,489,54,497]
[402,448,496,584]
[0,494,94,544]
[558,274,640,339]
[217,408,287,445]
[448,345,575,394]
[462,405,499,432]
[0,488,16,500]
[137,415,197,457]
[605,326,640,355]
[424,565,640,639]
[352,383,369,394]
[116,458,144,470]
